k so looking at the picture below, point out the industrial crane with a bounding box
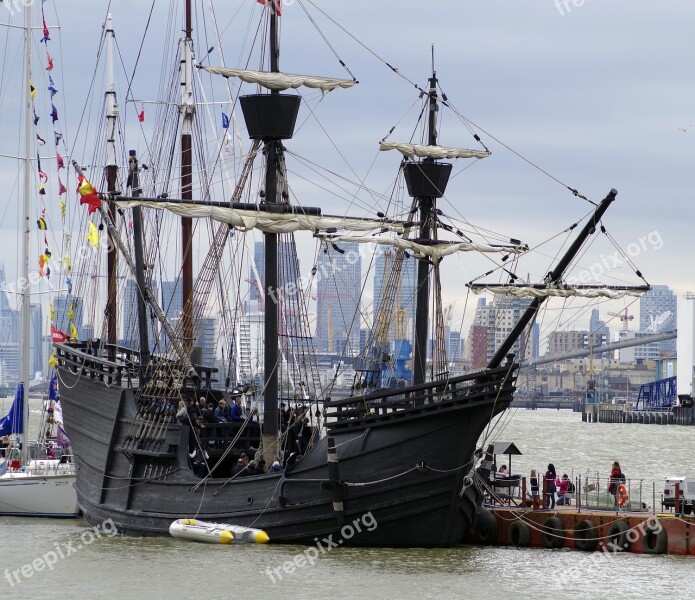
[608,308,634,332]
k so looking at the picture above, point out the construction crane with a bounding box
[608,309,634,332]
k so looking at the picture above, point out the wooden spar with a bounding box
[487,189,618,370]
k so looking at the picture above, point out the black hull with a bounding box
[56,347,516,547]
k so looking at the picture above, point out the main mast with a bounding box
[407,68,452,386]
[239,2,301,457]
[20,0,32,464]
[181,0,195,354]
[263,8,280,443]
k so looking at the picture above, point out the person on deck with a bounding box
[544,463,557,509]
[608,461,625,506]
[497,465,509,478]
[556,474,570,505]
[230,395,244,422]
[530,469,541,510]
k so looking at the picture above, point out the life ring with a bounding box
[642,525,667,554]
[507,520,531,547]
[573,519,598,552]
[606,520,629,551]
[541,516,564,549]
[475,509,499,545]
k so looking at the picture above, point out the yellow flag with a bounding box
[61,255,72,274]
[48,350,58,369]
[60,201,66,219]
[50,303,55,321]
[70,322,78,341]
[86,221,99,247]
[68,304,75,321]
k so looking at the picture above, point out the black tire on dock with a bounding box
[508,520,531,547]
[606,520,629,551]
[476,509,499,545]
[574,519,598,552]
[541,516,564,549]
[642,526,667,554]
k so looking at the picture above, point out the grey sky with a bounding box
[1,1,693,339]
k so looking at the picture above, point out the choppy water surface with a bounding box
[2,409,694,599]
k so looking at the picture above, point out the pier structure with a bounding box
[470,505,693,555]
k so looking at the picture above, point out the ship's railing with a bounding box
[323,364,517,423]
[54,342,218,389]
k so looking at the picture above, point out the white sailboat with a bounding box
[0,1,79,519]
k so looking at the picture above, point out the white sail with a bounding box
[202,67,356,92]
[379,141,491,160]
[114,200,407,234]
[468,285,646,299]
[319,235,526,259]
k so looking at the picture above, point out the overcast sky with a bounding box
[1,1,694,346]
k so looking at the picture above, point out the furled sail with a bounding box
[467,284,650,299]
[379,141,491,160]
[202,67,356,92]
[113,200,407,234]
[318,235,527,260]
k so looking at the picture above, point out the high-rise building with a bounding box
[639,285,676,354]
[196,316,218,366]
[30,303,43,376]
[161,280,183,319]
[467,295,537,364]
[53,295,83,337]
[122,279,158,351]
[249,241,265,304]
[589,308,610,341]
[372,249,417,348]
[315,241,361,356]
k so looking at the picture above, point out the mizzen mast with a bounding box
[104,14,119,353]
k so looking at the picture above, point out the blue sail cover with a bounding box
[0,383,24,437]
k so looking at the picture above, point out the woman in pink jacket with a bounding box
[556,473,570,505]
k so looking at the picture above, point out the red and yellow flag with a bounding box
[77,174,102,214]
[257,0,281,16]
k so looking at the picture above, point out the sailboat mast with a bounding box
[181,0,195,353]
[19,0,33,464]
[104,14,118,352]
[412,73,439,386]
[263,9,281,438]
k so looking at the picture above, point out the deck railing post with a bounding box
[675,482,681,514]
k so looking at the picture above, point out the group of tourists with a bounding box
[528,464,576,510]
[528,460,628,510]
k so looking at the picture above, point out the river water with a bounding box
[2,406,694,599]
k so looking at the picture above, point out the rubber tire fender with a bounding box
[642,525,667,554]
[573,519,598,552]
[476,509,499,545]
[541,516,564,549]
[508,520,531,547]
[606,520,629,551]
